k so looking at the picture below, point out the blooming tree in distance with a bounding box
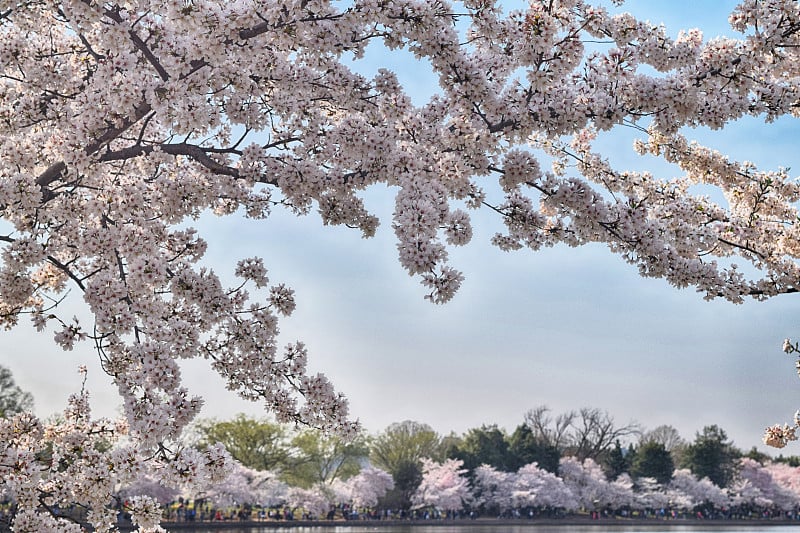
[285,485,333,519]
[512,462,578,511]
[668,468,729,510]
[115,475,180,507]
[201,462,287,508]
[472,464,514,513]
[737,457,797,510]
[558,457,612,510]
[2,0,800,529]
[633,477,670,511]
[763,461,800,501]
[412,458,472,512]
[605,473,635,511]
[338,465,395,509]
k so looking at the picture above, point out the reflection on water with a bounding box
[170,524,800,533]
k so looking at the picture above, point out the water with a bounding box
[171,525,800,533]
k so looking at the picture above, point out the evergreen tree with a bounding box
[379,459,423,510]
[448,424,511,474]
[630,441,674,485]
[681,425,740,488]
[743,446,771,465]
[507,423,561,473]
[603,440,631,480]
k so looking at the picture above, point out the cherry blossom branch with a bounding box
[46,254,86,291]
[99,143,244,179]
[100,4,170,82]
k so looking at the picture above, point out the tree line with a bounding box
[189,406,795,511]
[5,365,800,523]
[0,365,789,500]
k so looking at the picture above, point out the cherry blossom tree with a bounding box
[285,484,333,519]
[115,475,180,507]
[336,465,394,509]
[0,369,231,532]
[668,468,730,511]
[558,456,612,510]
[3,0,800,529]
[764,461,800,501]
[511,462,578,512]
[737,457,798,510]
[728,478,771,509]
[202,461,287,508]
[633,477,670,511]
[472,464,514,514]
[411,458,471,513]
[605,472,635,511]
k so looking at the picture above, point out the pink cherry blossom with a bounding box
[412,458,472,512]
[335,466,394,509]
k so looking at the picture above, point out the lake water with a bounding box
[173,525,800,533]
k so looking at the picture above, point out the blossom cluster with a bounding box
[0,376,233,532]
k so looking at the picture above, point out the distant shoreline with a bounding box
[140,517,800,530]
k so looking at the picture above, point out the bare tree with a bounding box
[524,406,575,451]
[641,425,687,452]
[640,424,688,466]
[524,405,640,461]
[569,407,641,461]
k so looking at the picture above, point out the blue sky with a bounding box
[3,1,800,454]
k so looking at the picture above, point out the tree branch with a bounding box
[102,5,170,82]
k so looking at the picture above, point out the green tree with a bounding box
[0,365,33,418]
[507,423,561,473]
[440,432,463,460]
[283,428,369,488]
[195,414,291,472]
[630,441,674,485]
[370,420,444,510]
[379,459,423,510]
[744,446,771,464]
[774,454,800,467]
[370,420,444,472]
[603,440,632,479]
[448,424,511,474]
[641,424,688,467]
[680,425,740,488]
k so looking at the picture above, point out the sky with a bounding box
[2,1,800,455]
